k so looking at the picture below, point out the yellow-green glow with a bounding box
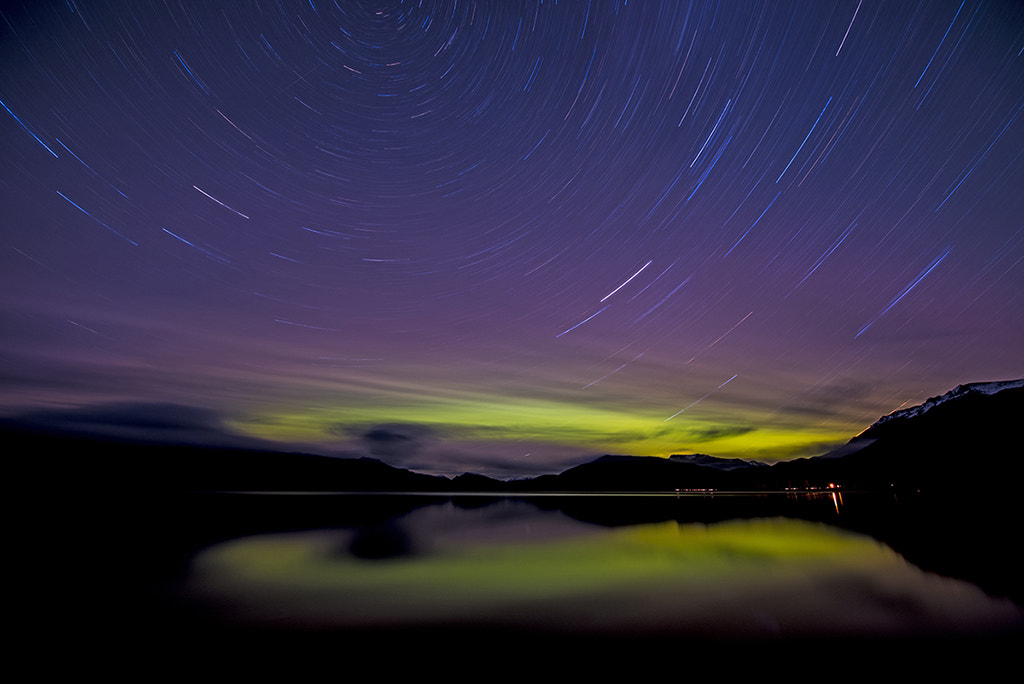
[184,515,1023,636]
[187,519,879,619]
[231,390,851,464]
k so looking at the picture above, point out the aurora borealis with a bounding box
[2,1,1022,478]
[182,506,1024,636]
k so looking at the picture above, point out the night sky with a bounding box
[3,1,1022,478]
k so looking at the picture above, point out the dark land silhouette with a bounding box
[9,380,1023,663]
[8,380,1021,494]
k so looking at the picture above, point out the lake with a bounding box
[47,488,1024,667]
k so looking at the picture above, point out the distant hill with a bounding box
[5,426,453,492]
[506,454,735,492]
[752,379,1023,492]
[814,378,1023,491]
[508,379,1023,493]
[666,453,767,471]
[5,378,1021,493]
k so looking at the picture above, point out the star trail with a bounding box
[2,1,1022,478]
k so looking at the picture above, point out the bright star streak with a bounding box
[776,98,832,183]
[556,306,609,338]
[582,352,645,389]
[686,312,754,364]
[1,97,58,157]
[835,1,862,57]
[600,260,652,302]
[856,247,953,338]
[665,374,738,422]
[56,190,138,245]
[193,185,250,219]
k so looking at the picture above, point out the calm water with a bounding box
[136,491,1022,644]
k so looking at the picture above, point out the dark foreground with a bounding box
[26,486,1023,672]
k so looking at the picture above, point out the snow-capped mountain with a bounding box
[869,378,1024,430]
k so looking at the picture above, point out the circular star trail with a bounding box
[2,1,1022,477]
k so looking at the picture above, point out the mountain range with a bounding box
[12,379,1024,626]
[6,378,1021,493]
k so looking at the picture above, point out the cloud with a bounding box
[683,425,757,443]
[2,402,268,450]
[340,422,439,463]
[418,443,598,480]
[777,379,879,420]
[326,420,601,478]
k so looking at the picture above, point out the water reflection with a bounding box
[182,498,1023,639]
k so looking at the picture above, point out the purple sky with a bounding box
[2,1,1022,478]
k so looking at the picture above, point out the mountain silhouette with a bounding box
[12,380,1024,642]
[6,378,1021,494]
[784,379,1023,492]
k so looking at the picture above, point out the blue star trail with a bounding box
[1,1,1021,477]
